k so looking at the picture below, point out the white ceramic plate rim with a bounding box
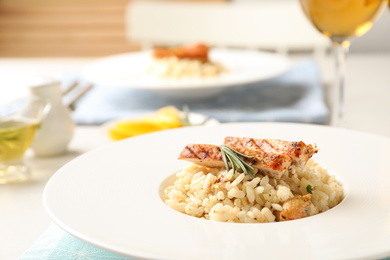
[82,48,291,90]
[43,123,390,260]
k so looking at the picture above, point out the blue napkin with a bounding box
[19,223,133,260]
[71,59,329,125]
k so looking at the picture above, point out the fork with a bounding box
[62,80,94,111]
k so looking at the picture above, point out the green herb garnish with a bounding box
[180,105,211,126]
[220,144,256,178]
[306,184,313,194]
[180,105,192,126]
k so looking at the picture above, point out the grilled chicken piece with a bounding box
[153,43,209,63]
[178,144,223,168]
[223,137,318,167]
[178,144,293,179]
[279,194,319,221]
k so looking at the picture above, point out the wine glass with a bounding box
[0,97,50,184]
[299,0,385,126]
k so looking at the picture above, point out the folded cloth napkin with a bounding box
[19,223,134,260]
[71,59,329,125]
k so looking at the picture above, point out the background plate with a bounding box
[82,49,291,100]
[44,123,390,260]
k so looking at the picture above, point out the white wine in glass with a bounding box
[299,0,385,126]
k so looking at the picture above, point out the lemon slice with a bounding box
[108,106,184,140]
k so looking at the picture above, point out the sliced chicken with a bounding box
[223,137,318,166]
[178,143,293,179]
[178,144,223,168]
[279,194,319,221]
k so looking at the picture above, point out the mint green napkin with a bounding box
[20,222,390,259]
[19,223,134,260]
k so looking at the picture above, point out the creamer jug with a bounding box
[29,78,75,157]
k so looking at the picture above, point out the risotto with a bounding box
[147,43,227,79]
[163,159,344,223]
[147,56,227,79]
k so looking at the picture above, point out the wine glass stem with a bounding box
[331,41,349,126]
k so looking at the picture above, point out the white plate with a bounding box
[43,123,390,260]
[82,49,291,100]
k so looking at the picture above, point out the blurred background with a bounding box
[1,0,389,58]
[0,0,140,57]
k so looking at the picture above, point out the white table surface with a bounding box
[1,53,390,260]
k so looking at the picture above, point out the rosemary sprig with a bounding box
[220,144,256,178]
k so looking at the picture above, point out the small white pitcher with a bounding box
[29,78,75,157]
